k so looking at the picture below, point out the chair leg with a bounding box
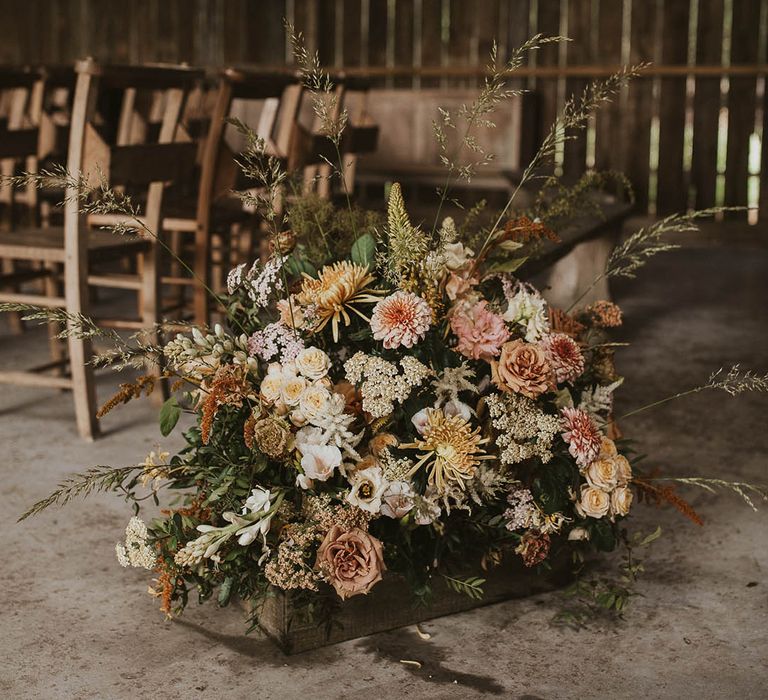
[45,262,66,378]
[140,247,168,404]
[1,258,24,334]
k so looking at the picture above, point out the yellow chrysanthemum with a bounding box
[298,262,382,342]
[402,409,492,493]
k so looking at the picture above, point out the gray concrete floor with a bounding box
[1,247,767,699]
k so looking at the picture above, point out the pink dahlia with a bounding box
[540,333,585,384]
[451,300,510,361]
[370,291,432,349]
[561,407,602,467]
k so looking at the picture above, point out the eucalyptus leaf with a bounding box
[351,233,377,267]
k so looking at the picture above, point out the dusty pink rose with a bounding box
[316,526,386,599]
[451,300,510,361]
[491,339,553,398]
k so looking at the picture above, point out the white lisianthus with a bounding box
[380,481,415,519]
[568,526,590,541]
[346,466,388,513]
[503,287,550,342]
[296,473,314,490]
[295,346,331,380]
[301,444,343,481]
[411,408,431,435]
[442,398,472,422]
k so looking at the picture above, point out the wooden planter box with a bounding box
[254,553,574,654]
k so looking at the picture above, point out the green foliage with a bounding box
[159,397,181,437]
[442,574,486,601]
[350,233,377,267]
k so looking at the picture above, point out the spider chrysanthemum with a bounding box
[403,409,492,493]
[370,290,432,349]
[298,262,382,342]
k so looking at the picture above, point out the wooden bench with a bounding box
[353,87,632,308]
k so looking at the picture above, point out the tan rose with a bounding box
[614,455,632,485]
[610,485,633,517]
[295,346,331,381]
[316,526,386,599]
[491,339,553,398]
[586,458,619,491]
[259,373,283,404]
[575,484,610,519]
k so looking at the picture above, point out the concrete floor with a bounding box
[1,247,767,699]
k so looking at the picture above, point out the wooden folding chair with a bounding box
[0,59,202,439]
[290,74,379,201]
[0,67,45,334]
[158,68,303,325]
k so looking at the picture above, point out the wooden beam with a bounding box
[0,292,65,307]
[0,371,73,390]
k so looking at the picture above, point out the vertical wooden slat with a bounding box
[176,0,195,64]
[246,1,286,66]
[420,0,443,88]
[449,0,473,87]
[223,1,247,66]
[691,0,725,210]
[656,0,690,214]
[624,1,659,213]
[504,0,531,94]
[594,0,625,172]
[339,0,361,68]
[318,0,337,66]
[563,0,594,181]
[368,0,389,85]
[536,0,561,172]
[395,0,415,87]
[725,0,761,211]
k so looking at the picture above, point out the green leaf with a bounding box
[285,254,317,278]
[487,256,528,273]
[350,233,377,267]
[638,525,662,547]
[218,577,234,607]
[159,397,181,437]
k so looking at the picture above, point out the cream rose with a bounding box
[585,458,619,491]
[260,373,283,404]
[610,486,633,517]
[280,375,307,406]
[575,484,610,519]
[614,455,632,485]
[299,384,332,418]
[316,526,386,599]
[295,346,331,381]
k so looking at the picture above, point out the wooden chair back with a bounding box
[192,68,302,322]
[0,67,45,221]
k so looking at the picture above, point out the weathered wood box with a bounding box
[254,554,574,654]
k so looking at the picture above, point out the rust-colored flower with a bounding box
[315,525,386,600]
[585,300,623,328]
[549,307,585,338]
[491,339,553,398]
[516,530,551,567]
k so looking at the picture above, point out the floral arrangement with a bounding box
[7,32,768,631]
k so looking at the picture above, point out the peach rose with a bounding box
[575,484,610,519]
[491,339,553,398]
[610,485,633,517]
[586,458,619,491]
[316,526,386,599]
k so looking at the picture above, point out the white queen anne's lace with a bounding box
[486,392,560,465]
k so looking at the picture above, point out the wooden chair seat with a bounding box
[0,226,150,263]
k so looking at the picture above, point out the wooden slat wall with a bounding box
[1,0,768,219]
